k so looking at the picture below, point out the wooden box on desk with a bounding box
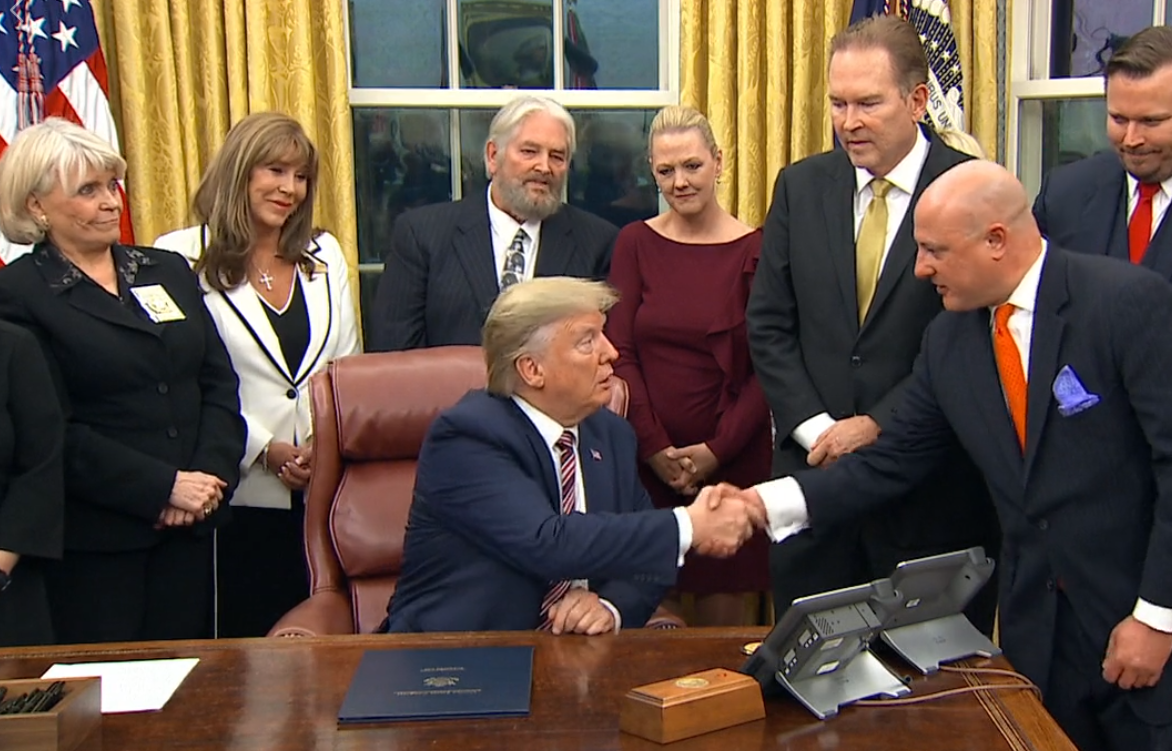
[619,668,765,744]
[0,677,101,751]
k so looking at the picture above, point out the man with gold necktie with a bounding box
[1034,26,1172,282]
[383,278,766,635]
[730,160,1172,751]
[746,14,999,630]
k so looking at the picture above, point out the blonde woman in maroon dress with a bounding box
[606,106,771,626]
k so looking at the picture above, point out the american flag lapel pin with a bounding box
[590,448,602,462]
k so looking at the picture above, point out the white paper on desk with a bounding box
[41,657,199,713]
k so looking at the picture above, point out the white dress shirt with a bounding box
[1125,174,1172,240]
[488,185,543,286]
[512,397,694,632]
[757,241,1172,633]
[791,128,931,451]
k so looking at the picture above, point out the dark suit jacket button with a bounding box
[167,427,179,438]
[1037,518,1048,531]
[157,383,169,394]
[286,388,298,400]
[850,356,862,367]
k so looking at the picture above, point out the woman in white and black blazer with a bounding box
[155,113,360,637]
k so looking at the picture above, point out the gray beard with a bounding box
[494,178,562,221]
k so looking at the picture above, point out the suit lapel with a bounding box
[1087,165,1129,262]
[1023,251,1069,482]
[532,209,574,277]
[962,311,1026,478]
[577,419,607,512]
[219,280,294,383]
[822,155,862,332]
[865,138,957,329]
[65,281,161,338]
[510,400,561,511]
[293,247,333,384]
[452,195,500,317]
[1143,199,1172,278]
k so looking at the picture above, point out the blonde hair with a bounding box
[648,105,718,156]
[192,112,320,291]
[0,118,126,244]
[483,277,618,395]
[936,128,987,159]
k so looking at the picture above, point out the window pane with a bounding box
[568,109,658,226]
[351,0,447,88]
[458,0,555,88]
[1049,0,1153,77]
[353,109,453,264]
[459,108,658,226]
[1023,98,1109,183]
[564,0,658,90]
[358,270,383,343]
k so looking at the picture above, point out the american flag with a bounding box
[0,0,133,265]
[849,0,965,131]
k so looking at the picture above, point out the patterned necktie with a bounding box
[993,304,1028,451]
[1129,182,1161,264]
[539,430,577,630]
[500,228,528,289]
[856,178,893,323]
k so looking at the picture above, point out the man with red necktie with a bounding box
[1035,26,1172,281]
[382,277,767,635]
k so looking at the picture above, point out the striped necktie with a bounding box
[538,430,577,629]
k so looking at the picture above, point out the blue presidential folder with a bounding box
[337,646,535,724]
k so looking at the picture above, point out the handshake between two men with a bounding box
[682,483,769,558]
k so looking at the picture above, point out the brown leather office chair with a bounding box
[269,346,683,636]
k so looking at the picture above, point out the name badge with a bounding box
[130,284,187,323]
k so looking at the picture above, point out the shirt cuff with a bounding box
[753,476,810,542]
[598,598,622,633]
[1133,598,1172,633]
[672,507,693,567]
[791,413,836,452]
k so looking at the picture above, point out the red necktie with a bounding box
[993,304,1027,451]
[1129,182,1161,264]
[538,431,577,629]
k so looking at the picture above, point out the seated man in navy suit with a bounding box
[715,161,1172,751]
[1033,26,1172,281]
[384,277,765,634]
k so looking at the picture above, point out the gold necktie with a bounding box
[856,178,892,323]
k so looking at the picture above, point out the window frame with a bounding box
[1008,0,1168,197]
[344,0,681,276]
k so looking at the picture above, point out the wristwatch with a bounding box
[0,569,10,593]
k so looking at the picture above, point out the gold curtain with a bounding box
[682,0,1001,227]
[949,0,1000,161]
[91,0,357,279]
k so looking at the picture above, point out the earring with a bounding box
[37,215,49,230]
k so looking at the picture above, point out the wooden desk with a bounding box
[0,629,1075,750]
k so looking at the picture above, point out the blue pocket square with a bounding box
[1052,365,1100,417]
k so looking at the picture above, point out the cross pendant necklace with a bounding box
[258,269,274,291]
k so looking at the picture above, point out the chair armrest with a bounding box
[645,605,686,630]
[267,590,356,637]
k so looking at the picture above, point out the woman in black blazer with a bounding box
[0,320,64,647]
[0,118,245,644]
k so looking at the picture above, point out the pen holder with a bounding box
[0,677,102,751]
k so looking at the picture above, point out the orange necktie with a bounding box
[1129,182,1160,264]
[993,304,1027,451]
